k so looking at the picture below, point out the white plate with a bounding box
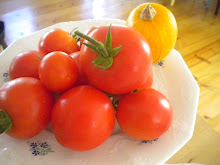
[0,18,200,165]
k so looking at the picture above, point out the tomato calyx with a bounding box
[74,25,122,69]
[0,110,12,134]
[105,92,120,110]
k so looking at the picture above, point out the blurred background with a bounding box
[0,0,220,134]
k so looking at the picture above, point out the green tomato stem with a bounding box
[74,25,122,69]
[0,110,12,134]
[74,30,109,58]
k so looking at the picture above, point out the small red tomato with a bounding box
[39,51,78,93]
[9,50,41,79]
[38,28,79,58]
[70,51,89,86]
[52,85,115,151]
[0,77,55,139]
[116,88,173,140]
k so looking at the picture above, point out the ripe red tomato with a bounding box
[38,28,79,58]
[51,85,115,151]
[9,50,41,79]
[0,77,55,139]
[70,51,89,86]
[78,25,152,94]
[39,51,78,93]
[116,88,173,140]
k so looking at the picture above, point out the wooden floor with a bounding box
[0,0,220,133]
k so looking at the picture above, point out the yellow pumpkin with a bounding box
[126,3,177,63]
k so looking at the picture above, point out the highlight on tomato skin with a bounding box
[51,85,115,151]
[116,88,173,141]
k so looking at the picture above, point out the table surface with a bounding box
[0,0,220,164]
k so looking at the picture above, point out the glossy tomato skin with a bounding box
[80,25,152,94]
[0,77,55,139]
[116,88,173,140]
[38,28,79,58]
[9,50,41,79]
[70,51,89,86]
[52,85,115,151]
[39,51,78,93]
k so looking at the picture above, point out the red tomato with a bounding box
[70,51,89,86]
[79,25,152,94]
[52,85,115,151]
[138,69,153,90]
[9,50,41,79]
[39,51,78,93]
[0,77,55,139]
[116,88,173,140]
[38,28,79,58]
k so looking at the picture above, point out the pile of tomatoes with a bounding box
[0,24,173,152]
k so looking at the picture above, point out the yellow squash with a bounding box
[126,3,177,63]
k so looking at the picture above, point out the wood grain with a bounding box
[167,115,220,165]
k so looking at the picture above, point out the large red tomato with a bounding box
[116,88,173,140]
[38,28,79,58]
[51,85,115,151]
[0,77,55,139]
[39,51,78,93]
[9,50,41,79]
[76,25,152,94]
